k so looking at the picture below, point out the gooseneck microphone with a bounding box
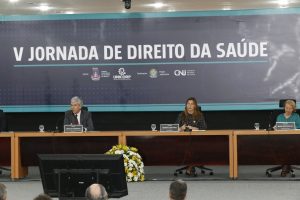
[267,110,274,131]
[54,115,64,133]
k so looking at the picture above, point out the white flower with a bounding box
[106,145,144,182]
[115,150,122,154]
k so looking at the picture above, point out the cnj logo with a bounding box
[174,70,187,76]
[113,68,132,80]
[174,69,196,76]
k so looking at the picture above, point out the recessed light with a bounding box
[65,11,74,14]
[222,6,231,10]
[277,0,289,7]
[147,2,167,9]
[36,3,51,11]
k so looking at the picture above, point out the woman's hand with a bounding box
[187,126,199,130]
[179,124,186,132]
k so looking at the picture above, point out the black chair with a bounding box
[174,165,213,177]
[0,109,11,175]
[266,165,300,177]
[265,99,300,177]
[81,106,88,111]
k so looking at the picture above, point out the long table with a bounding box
[123,130,233,177]
[0,133,14,178]
[10,130,233,179]
[233,130,300,179]
[14,132,122,179]
[2,130,300,180]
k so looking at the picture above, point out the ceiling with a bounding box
[0,0,300,15]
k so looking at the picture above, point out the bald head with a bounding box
[169,179,187,200]
[0,183,7,200]
[85,184,108,200]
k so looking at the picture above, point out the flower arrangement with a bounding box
[106,144,145,182]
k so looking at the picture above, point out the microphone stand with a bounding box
[54,115,64,133]
[267,110,274,131]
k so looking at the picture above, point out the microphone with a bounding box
[54,115,64,133]
[267,110,274,131]
[184,127,192,132]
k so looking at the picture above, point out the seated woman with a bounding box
[176,97,207,176]
[276,99,300,176]
[176,97,207,132]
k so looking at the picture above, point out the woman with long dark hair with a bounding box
[177,97,207,131]
[175,97,207,176]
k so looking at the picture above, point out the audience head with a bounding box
[85,183,108,200]
[0,183,7,200]
[169,179,187,200]
[33,194,52,200]
[70,96,83,114]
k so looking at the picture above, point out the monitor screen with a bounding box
[38,154,128,199]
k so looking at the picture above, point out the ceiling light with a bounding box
[222,6,231,10]
[65,11,74,14]
[277,0,289,7]
[148,2,167,9]
[36,3,51,11]
[9,0,19,3]
[168,9,175,12]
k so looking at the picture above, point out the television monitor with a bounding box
[38,154,128,199]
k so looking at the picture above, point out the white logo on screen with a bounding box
[174,70,187,76]
[118,68,126,76]
[113,68,131,80]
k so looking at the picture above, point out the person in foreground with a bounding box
[0,183,7,200]
[85,183,108,200]
[176,97,207,132]
[169,179,187,200]
[64,96,94,131]
[33,194,52,200]
[276,99,300,176]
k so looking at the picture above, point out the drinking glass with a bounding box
[39,124,45,132]
[254,123,260,130]
[151,124,156,131]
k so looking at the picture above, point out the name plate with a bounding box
[64,125,83,133]
[275,122,296,130]
[160,124,179,132]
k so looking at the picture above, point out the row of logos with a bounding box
[89,67,196,81]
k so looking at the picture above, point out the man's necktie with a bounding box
[74,114,79,125]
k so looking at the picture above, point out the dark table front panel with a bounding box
[127,135,229,165]
[20,137,119,166]
[0,138,11,165]
[238,135,300,165]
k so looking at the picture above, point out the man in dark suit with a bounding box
[64,96,94,131]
